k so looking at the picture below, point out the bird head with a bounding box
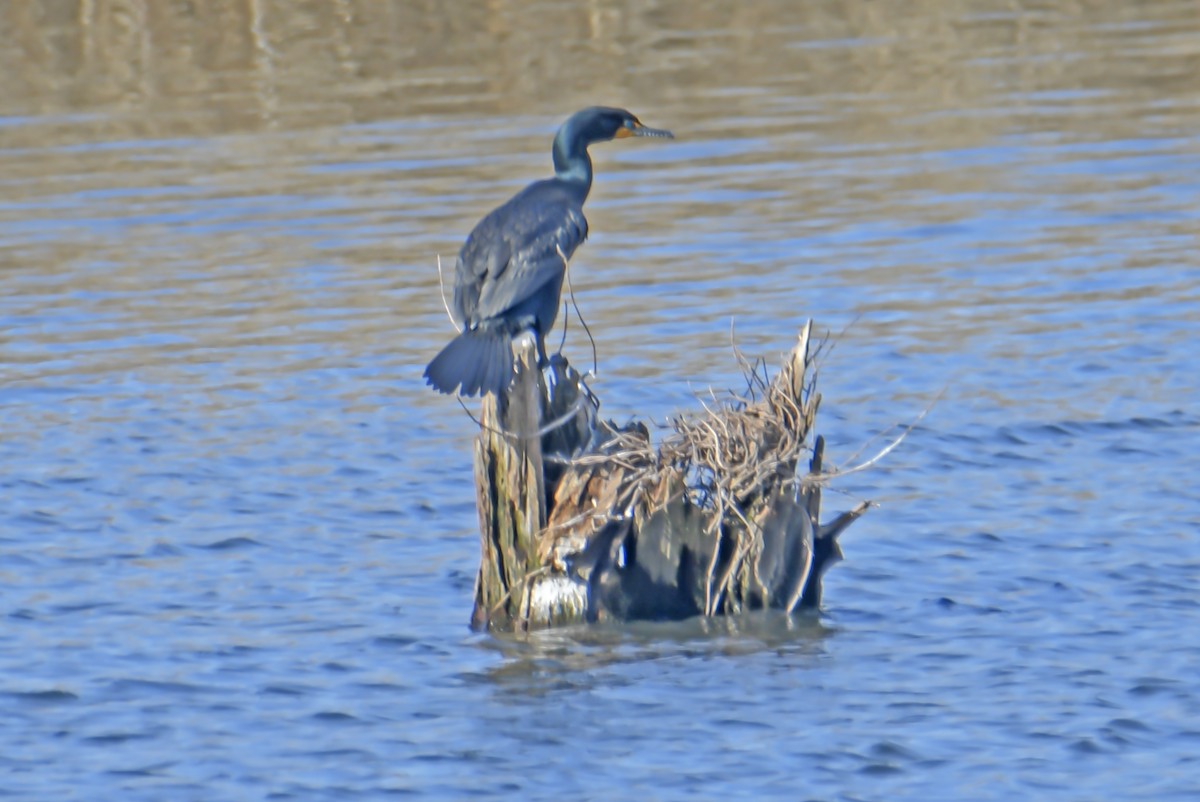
[551,107,673,187]
[567,106,674,147]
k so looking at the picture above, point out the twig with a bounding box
[488,566,551,620]
[436,254,458,328]
[822,387,943,480]
[456,390,590,442]
[557,299,570,353]
[557,244,597,379]
[729,317,756,382]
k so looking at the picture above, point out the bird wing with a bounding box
[454,184,588,326]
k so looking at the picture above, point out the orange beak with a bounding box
[615,120,673,140]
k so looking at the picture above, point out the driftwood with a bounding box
[469,322,870,632]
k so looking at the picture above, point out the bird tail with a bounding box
[424,328,514,397]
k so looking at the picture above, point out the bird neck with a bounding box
[551,130,594,199]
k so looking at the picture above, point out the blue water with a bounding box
[2,1,1199,799]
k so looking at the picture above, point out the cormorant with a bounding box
[424,106,673,397]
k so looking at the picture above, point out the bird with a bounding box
[424,106,673,397]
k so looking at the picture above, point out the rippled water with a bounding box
[3,1,1199,799]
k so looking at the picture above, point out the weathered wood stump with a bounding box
[470,322,869,632]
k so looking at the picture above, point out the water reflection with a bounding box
[473,613,832,698]
[7,1,1199,136]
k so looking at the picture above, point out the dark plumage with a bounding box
[424,106,673,397]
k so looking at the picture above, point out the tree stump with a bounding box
[469,322,869,632]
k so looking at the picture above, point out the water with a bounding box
[2,1,1199,799]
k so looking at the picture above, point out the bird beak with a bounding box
[616,121,674,140]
